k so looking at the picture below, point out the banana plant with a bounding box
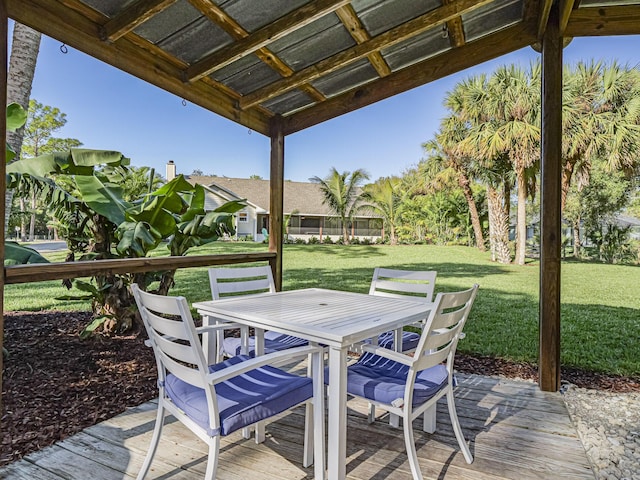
[6,149,244,335]
[6,102,28,162]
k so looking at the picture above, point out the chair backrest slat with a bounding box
[412,284,479,372]
[153,333,201,366]
[209,266,275,300]
[369,267,436,302]
[145,310,191,341]
[157,348,206,387]
[132,284,211,388]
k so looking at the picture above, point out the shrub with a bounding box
[323,236,334,244]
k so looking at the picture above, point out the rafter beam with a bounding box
[559,0,578,34]
[101,0,177,42]
[537,0,554,40]
[187,0,326,103]
[185,0,350,83]
[7,0,272,134]
[282,23,535,134]
[565,5,640,36]
[239,0,492,111]
[335,4,391,77]
[443,0,466,48]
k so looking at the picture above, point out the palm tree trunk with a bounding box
[573,218,581,259]
[29,192,37,241]
[487,186,511,264]
[458,171,485,251]
[561,156,577,211]
[5,23,42,236]
[515,171,527,265]
[19,197,27,241]
[342,219,349,244]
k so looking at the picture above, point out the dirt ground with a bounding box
[2,310,638,466]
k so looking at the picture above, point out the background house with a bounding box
[168,163,382,242]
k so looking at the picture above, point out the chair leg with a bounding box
[204,435,221,480]
[402,412,423,480]
[136,401,165,480]
[422,403,437,433]
[303,401,314,467]
[446,389,473,464]
[367,403,376,423]
[311,351,326,480]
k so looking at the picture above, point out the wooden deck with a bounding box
[1,374,594,480]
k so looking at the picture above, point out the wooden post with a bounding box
[269,116,285,291]
[539,4,563,392]
[0,2,9,408]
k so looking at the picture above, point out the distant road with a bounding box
[26,241,67,252]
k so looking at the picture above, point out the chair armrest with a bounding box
[206,345,324,385]
[361,344,413,366]
[195,323,244,335]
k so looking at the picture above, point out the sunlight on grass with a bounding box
[6,242,639,376]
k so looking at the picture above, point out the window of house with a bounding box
[238,212,248,223]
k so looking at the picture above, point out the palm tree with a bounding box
[422,112,486,251]
[310,168,370,244]
[452,74,515,263]
[5,23,42,236]
[361,176,403,245]
[468,64,541,265]
[560,61,640,257]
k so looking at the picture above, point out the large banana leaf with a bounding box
[4,242,50,266]
[6,103,27,162]
[75,175,131,226]
[115,221,163,257]
[7,149,127,176]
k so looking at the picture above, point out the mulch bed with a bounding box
[2,310,639,467]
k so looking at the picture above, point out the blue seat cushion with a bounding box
[332,352,448,407]
[370,330,422,351]
[164,355,312,436]
[222,332,308,357]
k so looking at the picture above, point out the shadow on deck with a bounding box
[0,374,594,479]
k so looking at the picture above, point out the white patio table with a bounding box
[194,288,432,480]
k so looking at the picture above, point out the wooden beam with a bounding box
[565,5,640,37]
[559,0,578,35]
[539,4,563,393]
[335,4,392,77]
[187,0,326,103]
[4,252,276,284]
[7,0,272,135]
[283,23,535,134]
[101,0,177,42]
[442,0,466,48]
[185,0,350,82]
[239,0,493,111]
[537,0,554,40]
[1,0,9,410]
[268,116,285,292]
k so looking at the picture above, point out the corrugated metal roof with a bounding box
[10,0,640,135]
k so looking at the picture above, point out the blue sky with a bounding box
[26,30,640,183]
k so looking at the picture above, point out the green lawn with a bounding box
[5,242,640,376]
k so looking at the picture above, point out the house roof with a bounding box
[188,175,352,216]
[9,1,640,138]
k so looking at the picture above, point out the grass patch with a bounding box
[5,242,640,376]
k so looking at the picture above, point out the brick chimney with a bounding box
[166,160,176,181]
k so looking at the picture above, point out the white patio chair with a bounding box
[131,284,325,480]
[208,266,308,359]
[368,267,437,351]
[334,284,479,480]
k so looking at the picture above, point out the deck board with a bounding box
[0,374,595,480]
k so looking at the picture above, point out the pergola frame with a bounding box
[1,0,639,399]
